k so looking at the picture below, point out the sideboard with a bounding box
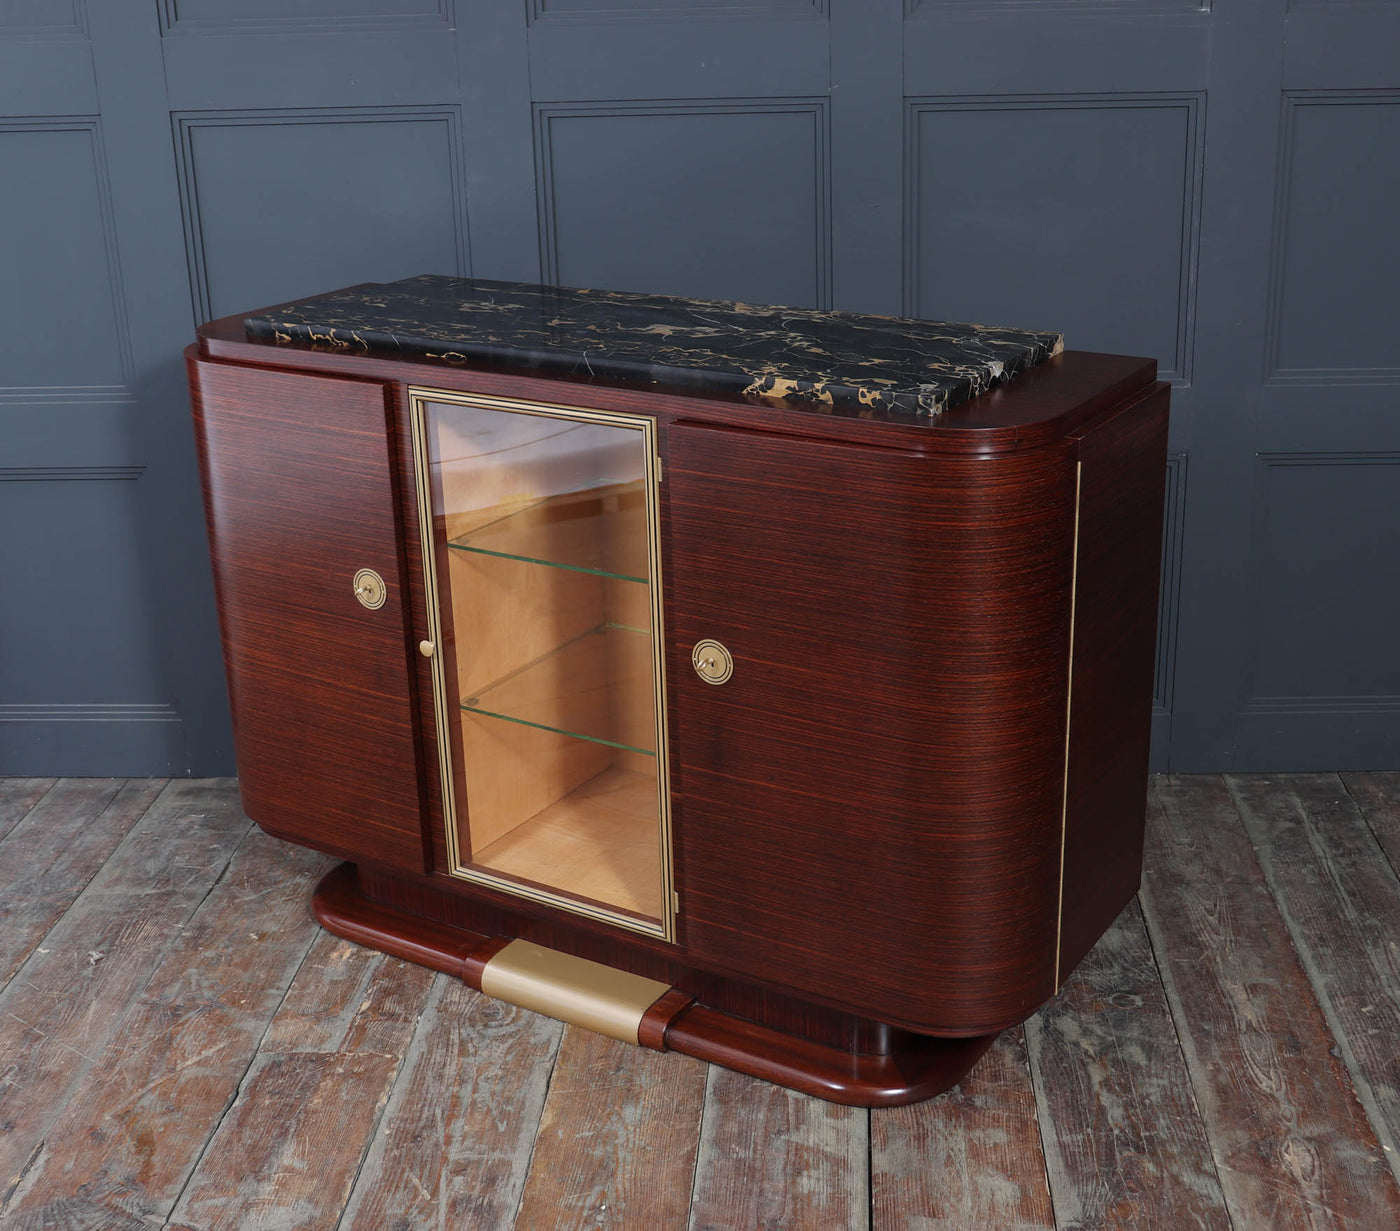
[187,275,1169,1105]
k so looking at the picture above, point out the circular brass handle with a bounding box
[418,640,436,658]
[692,639,733,685]
[352,568,386,610]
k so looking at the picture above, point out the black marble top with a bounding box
[245,275,1063,421]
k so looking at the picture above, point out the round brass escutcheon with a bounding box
[692,639,734,686]
[352,567,387,611]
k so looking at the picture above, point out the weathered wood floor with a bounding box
[0,775,1398,1229]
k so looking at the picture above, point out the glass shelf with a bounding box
[416,389,672,939]
[461,623,656,755]
[447,482,649,584]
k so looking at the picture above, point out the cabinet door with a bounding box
[190,358,425,872]
[667,422,1077,1035]
[406,388,675,941]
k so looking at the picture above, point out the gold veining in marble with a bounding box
[246,275,1064,422]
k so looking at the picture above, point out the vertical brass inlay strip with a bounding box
[645,425,676,937]
[406,387,675,943]
[1054,460,1082,989]
[409,394,463,869]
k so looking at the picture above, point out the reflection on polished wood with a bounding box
[473,765,662,920]
[187,323,1169,1107]
[10,776,1400,1225]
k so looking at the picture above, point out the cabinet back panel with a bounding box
[189,357,426,871]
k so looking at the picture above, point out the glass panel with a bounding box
[419,395,668,933]
[461,624,657,755]
[449,484,650,583]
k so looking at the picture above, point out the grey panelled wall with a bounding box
[1,0,1396,774]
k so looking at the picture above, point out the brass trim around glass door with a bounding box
[408,386,676,942]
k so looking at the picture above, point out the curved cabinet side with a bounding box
[667,422,1077,1035]
[187,354,427,872]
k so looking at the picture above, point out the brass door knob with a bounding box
[692,639,733,685]
[352,568,386,610]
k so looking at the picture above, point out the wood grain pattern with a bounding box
[341,980,562,1231]
[1228,773,1400,1186]
[0,780,251,1216]
[0,778,54,844]
[664,1005,995,1108]
[166,930,436,1231]
[257,930,433,1058]
[639,988,697,1050]
[872,1028,1052,1231]
[190,322,1165,1090]
[472,764,662,919]
[3,774,1399,1227]
[1026,900,1228,1229]
[1343,772,1400,874]
[688,1065,868,1231]
[356,859,906,1056]
[1056,387,1170,983]
[167,1054,402,1231]
[513,1025,707,1230]
[669,421,1076,1034]
[0,777,164,988]
[188,354,426,874]
[1,827,329,1227]
[322,859,995,1108]
[1141,775,1400,1228]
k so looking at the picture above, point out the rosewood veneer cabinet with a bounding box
[186,275,1169,1106]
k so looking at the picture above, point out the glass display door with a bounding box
[408,388,674,940]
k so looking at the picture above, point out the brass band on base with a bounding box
[479,939,671,1045]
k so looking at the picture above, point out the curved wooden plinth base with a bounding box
[313,863,996,1107]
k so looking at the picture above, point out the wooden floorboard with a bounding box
[1343,771,1400,875]
[871,1029,1050,1230]
[339,981,562,1231]
[0,774,1395,1229]
[0,777,166,990]
[689,1066,868,1231]
[0,778,56,846]
[1026,900,1228,1229]
[0,779,250,1223]
[166,930,437,1231]
[1,824,328,1229]
[1141,775,1400,1229]
[1228,773,1400,1189]
[513,1026,708,1230]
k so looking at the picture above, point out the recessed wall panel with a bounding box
[537,102,829,308]
[0,122,128,392]
[908,97,1200,381]
[531,0,822,17]
[1247,455,1400,702]
[0,475,162,706]
[908,0,1205,13]
[162,0,447,30]
[1268,93,1400,380]
[176,109,465,323]
[0,0,83,34]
